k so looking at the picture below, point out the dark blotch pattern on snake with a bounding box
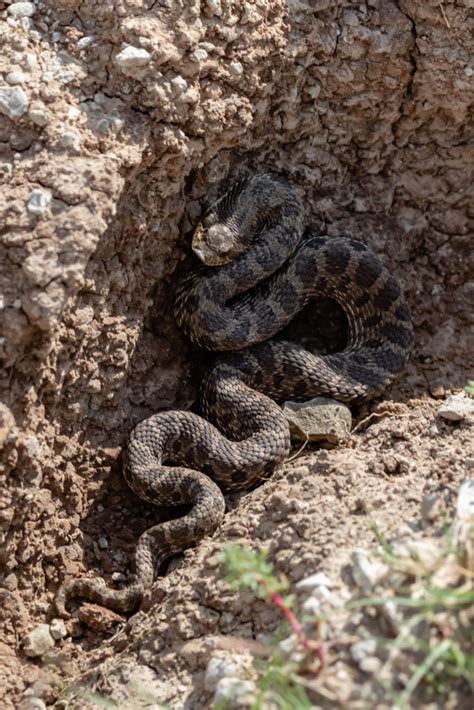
[56,174,414,616]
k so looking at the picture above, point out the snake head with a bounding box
[192,219,242,266]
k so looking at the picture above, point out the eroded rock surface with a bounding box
[0,0,473,707]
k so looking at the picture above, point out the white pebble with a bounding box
[49,618,67,640]
[171,75,188,95]
[0,87,29,119]
[25,53,38,70]
[189,48,208,63]
[351,549,388,591]
[22,624,55,657]
[6,71,28,85]
[27,188,52,215]
[350,638,377,664]
[359,656,382,673]
[115,45,151,71]
[456,479,474,519]
[214,678,256,707]
[204,655,242,691]
[98,536,108,549]
[228,61,243,76]
[296,572,332,591]
[7,2,36,18]
[206,0,222,15]
[437,392,474,422]
[302,596,321,616]
[307,84,321,99]
[77,36,94,50]
[59,131,81,152]
[28,108,50,126]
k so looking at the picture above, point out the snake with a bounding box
[55,174,414,617]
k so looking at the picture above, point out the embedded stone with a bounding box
[283,397,352,445]
[437,392,474,422]
[0,87,29,119]
[22,624,55,657]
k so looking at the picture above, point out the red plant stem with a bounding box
[267,589,324,671]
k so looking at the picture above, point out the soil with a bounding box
[0,1,473,708]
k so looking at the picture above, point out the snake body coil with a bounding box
[56,174,413,615]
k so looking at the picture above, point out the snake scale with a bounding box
[56,174,413,616]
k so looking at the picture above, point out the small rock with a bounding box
[115,46,151,72]
[214,678,256,708]
[429,383,446,399]
[283,397,352,445]
[28,107,50,126]
[206,0,223,15]
[22,624,55,657]
[27,188,52,215]
[189,48,208,63]
[351,550,388,591]
[3,572,18,591]
[420,493,442,522]
[7,2,36,17]
[98,536,108,549]
[77,36,94,50]
[428,422,439,436]
[59,131,81,153]
[170,75,188,96]
[436,392,474,422]
[6,71,28,85]
[456,479,474,519]
[295,571,332,591]
[204,654,242,691]
[0,86,29,119]
[49,618,67,640]
[392,537,443,570]
[25,53,37,70]
[350,638,377,664]
[359,656,382,674]
[229,61,243,76]
[77,603,123,631]
[302,596,321,616]
[278,634,298,656]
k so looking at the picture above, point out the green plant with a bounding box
[465,380,474,396]
[218,545,325,709]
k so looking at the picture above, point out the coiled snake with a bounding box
[56,174,413,616]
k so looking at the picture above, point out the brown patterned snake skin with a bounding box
[56,174,414,617]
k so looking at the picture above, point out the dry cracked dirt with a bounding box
[0,1,473,708]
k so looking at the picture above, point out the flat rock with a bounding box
[22,624,55,657]
[282,397,352,445]
[436,392,474,422]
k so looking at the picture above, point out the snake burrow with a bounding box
[56,174,414,616]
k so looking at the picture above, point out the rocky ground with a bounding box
[0,0,473,708]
